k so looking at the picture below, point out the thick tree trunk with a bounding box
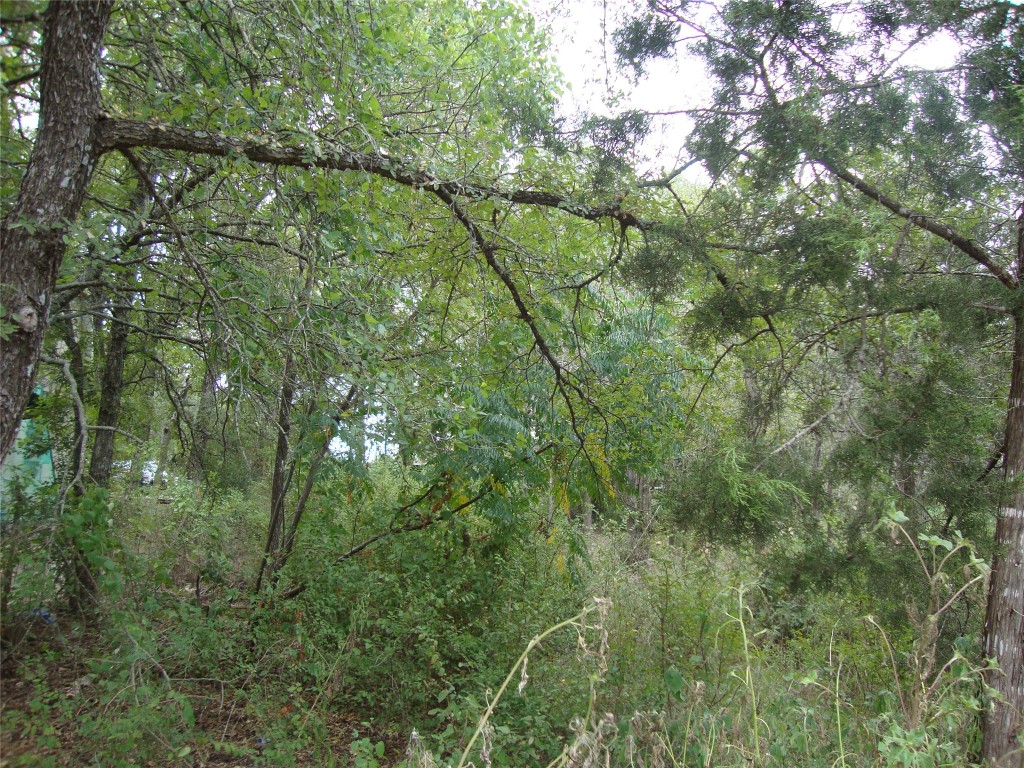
[828,163,1024,768]
[982,213,1024,768]
[88,302,132,486]
[0,1,113,462]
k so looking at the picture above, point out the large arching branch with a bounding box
[96,118,651,231]
[817,160,1018,290]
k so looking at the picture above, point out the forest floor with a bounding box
[0,626,406,768]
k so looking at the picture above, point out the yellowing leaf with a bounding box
[557,482,570,515]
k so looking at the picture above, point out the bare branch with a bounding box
[97,118,651,230]
[277,485,493,600]
[2,69,40,90]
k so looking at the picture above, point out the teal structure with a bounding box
[0,388,56,515]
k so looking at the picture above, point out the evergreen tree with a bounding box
[615,1,1022,760]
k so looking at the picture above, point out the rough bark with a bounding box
[823,164,1023,767]
[0,7,1019,758]
[982,211,1024,768]
[4,68,644,462]
[94,119,649,230]
[0,1,113,462]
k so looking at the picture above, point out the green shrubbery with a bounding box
[1,461,990,767]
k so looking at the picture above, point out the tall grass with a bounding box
[406,525,989,767]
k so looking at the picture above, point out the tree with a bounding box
[614,1,1022,761]
[3,0,685,617]
[0,0,648,459]
[1,1,113,462]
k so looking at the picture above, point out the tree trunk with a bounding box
[271,385,356,589]
[255,353,296,593]
[0,1,113,462]
[569,489,594,529]
[623,468,653,565]
[188,365,217,483]
[88,301,131,486]
[276,424,334,583]
[155,421,172,488]
[982,211,1024,768]
[742,364,770,442]
[56,318,89,483]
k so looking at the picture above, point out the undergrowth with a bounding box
[1,473,989,767]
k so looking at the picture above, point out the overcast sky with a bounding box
[525,0,964,177]
[526,0,708,175]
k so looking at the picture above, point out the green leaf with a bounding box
[663,666,684,698]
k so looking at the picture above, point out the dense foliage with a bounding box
[1,0,1021,766]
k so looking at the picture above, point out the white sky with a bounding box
[525,0,965,177]
[527,0,709,175]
